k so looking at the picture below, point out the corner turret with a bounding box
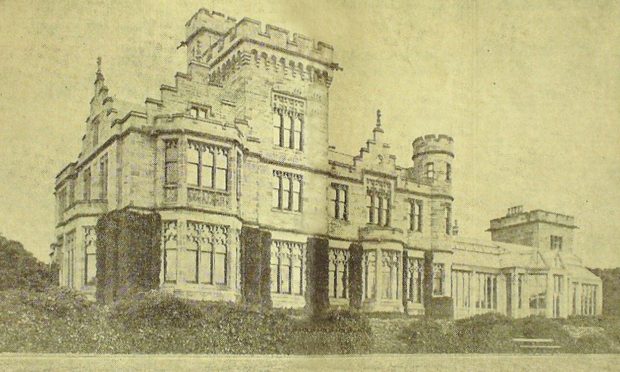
[411,134,454,187]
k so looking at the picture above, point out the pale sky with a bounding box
[0,0,618,268]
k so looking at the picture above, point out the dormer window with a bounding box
[189,105,210,120]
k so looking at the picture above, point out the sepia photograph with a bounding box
[0,0,619,370]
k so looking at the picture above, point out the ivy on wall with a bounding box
[348,242,363,310]
[95,209,161,304]
[239,226,271,311]
[305,237,329,317]
[423,250,434,315]
[402,250,409,312]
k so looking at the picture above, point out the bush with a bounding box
[110,291,203,329]
[454,313,516,353]
[288,309,372,354]
[18,287,93,318]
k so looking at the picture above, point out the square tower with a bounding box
[487,206,577,252]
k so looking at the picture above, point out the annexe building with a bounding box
[52,9,601,319]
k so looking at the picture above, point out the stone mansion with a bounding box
[51,8,602,319]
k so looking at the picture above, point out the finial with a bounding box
[376,109,382,127]
[96,56,102,73]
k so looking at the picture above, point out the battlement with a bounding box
[412,134,454,159]
[489,209,577,231]
[185,8,238,39]
[185,9,335,68]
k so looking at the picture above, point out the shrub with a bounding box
[454,313,516,353]
[19,287,93,318]
[288,309,372,354]
[402,317,455,353]
[110,291,203,329]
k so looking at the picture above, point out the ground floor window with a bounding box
[271,240,305,295]
[473,272,498,310]
[581,284,597,316]
[328,248,349,299]
[362,251,376,300]
[432,263,445,296]
[65,231,76,288]
[527,273,547,315]
[517,273,525,309]
[185,222,228,285]
[83,226,97,285]
[405,257,423,303]
[162,221,178,283]
[553,275,563,318]
[451,270,471,308]
[381,250,400,300]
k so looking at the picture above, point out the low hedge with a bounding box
[0,289,371,354]
[402,312,620,353]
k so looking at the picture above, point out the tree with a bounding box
[0,234,54,291]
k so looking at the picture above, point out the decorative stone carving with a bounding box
[187,187,230,208]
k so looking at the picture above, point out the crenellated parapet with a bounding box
[412,134,454,160]
[185,8,238,39]
[186,12,335,65]
[184,9,339,89]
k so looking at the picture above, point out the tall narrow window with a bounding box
[99,155,108,199]
[84,227,97,285]
[236,153,242,201]
[164,140,179,184]
[446,163,452,181]
[162,221,178,283]
[187,146,200,186]
[83,168,91,201]
[92,120,99,146]
[283,114,292,148]
[426,162,434,180]
[272,171,302,212]
[272,92,305,151]
[330,184,349,221]
[432,263,444,296]
[445,204,452,234]
[406,257,423,303]
[409,199,423,232]
[201,149,214,188]
[293,115,303,151]
[57,188,67,219]
[273,109,283,146]
[329,249,349,299]
[518,273,525,309]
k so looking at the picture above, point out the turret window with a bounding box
[551,235,563,250]
[426,162,434,180]
[445,204,452,234]
[446,163,451,181]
